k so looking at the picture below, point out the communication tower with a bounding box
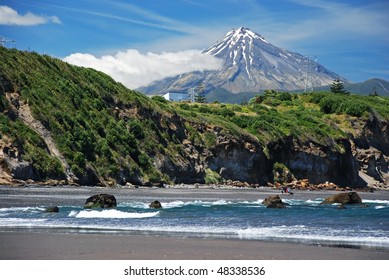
[0,36,16,47]
[188,87,196,103]
[304,55,317,92]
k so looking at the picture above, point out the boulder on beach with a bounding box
[84,194,117,209]
[321,192,362,205]
[149,200,162,208]
[44,206,59,213]
[262,195,289,209]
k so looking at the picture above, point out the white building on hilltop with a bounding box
[162,92,189,102]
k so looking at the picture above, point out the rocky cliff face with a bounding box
[206,133,270,185]
[1,85,386,188]
[115,104,271,185]
[354,112,389,155]
[1,89,387,188]
[0,93,67,184]
[352,113,389,188]
[5,92,75,181]
[267,137,363,187]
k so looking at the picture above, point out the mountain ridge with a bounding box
[312,78,389,96]
[205,78,389,104]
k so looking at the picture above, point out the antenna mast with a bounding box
[188,87,196,103]
[0,36,16,47]
[304,55,317,92]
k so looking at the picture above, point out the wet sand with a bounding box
[1,231,388,260]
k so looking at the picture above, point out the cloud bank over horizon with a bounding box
[63,49,222,89]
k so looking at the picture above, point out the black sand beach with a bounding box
[1,231,389,260]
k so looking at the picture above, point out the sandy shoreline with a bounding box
[1,231,388,260]
[1,185,389,260]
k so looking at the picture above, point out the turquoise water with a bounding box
[1,192,388,249]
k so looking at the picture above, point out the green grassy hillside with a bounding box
[1,47,388,187]
[0,47,169,184]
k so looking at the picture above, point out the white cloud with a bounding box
[63,49,222,89]
[0,5,61,26]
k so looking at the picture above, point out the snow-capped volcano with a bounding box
[204,27,270,77]
[139,27,345,94]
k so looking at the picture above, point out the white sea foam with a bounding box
[0,206,45,212]
[68,210,78,217]
[212,200,230,205]
[305,199,324,205]
[120,200,213,209]
[362,199,389,209]
[70,209,159,219]
[363,199,389,204]
[161,201,186,208]
[0,218,47,227]
[282,199,306,205]
[242,199,263,204]
[162,200,232,208]
[236,226,389,248]
[375,205,388,209]
[120,202,150,209]
[237,225,307,238]
[121,199,247,210]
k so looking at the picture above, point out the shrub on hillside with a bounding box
[319,96,340,114]
[343,101,370,117]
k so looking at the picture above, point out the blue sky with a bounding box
[1,0,388,89]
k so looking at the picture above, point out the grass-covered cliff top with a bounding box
[170,89,389,144]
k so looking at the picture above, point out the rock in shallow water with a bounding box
[262,195,289,209]
[149,200,162,208]
[44,206,59,213]
[84,194,117,209]
[321,192,362,205]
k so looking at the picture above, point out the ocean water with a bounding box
[0,186,388,249]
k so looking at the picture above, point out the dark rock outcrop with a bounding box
[149,200,162,208]
[268,137,364,187]
[321,192,362,205]
[146,114,206,184]
[154,120,271,185]
[355,146,389,187]
[4,158,35,180]
[351,113,389,188]
[84,194,117,209]
[44,206,59,213]
[207,134,271,185]
[75,164,100,186]
[262,195,289,209]
[354,112,389,155]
